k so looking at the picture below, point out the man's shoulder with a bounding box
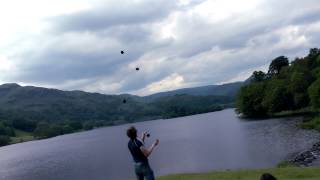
[128,138,143,147]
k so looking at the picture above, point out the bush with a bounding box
[308,79,320,109]
[68,121,83,130]
[34,122,50,138]
[62,125,74,134]
[5,127,15,136]
[0,123,7,135]
[12,118,36,132]
[47,124,63,137]
[0,135,10,146]
[83,122,94,130]
[300,117,320,131]
[0,122,15,136]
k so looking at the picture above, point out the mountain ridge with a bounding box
[0,81,244,123]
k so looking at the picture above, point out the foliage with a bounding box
[83,121,94,130]
[12,119,36,132]
[0,135,10,146]
[237,48,320,117]
[152,95,228,118]
[252,71,267,82]
[0,122,15,136]
[262,80,294,113]
[308,79,320,109]
[268,56,289,75]
[33,122,51,138]
[236,82,267,117]
[300,117,320,131]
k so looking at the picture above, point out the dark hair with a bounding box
[260,173,277,180]
[127,126,137,139]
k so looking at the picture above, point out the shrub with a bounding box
[0,135,10,146]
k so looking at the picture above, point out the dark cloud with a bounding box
[50,0,177,32]
[291,9,320,25]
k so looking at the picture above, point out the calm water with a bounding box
[0,109,319,180]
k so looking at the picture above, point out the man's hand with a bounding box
[141,139,159,157]
[141,131,149,142]
[153,139,159,146]
[143,131,149,137]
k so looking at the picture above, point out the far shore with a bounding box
[6,108,229,147]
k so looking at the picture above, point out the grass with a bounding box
[158,167,320,180]
[300,116,320,131]
[10,129,35,144]
[272,107,314,117]
[276,160,297,168]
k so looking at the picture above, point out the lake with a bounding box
[0,109,319,180]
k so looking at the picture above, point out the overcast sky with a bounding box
[0,0,319,95]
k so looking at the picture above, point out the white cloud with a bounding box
[0,0,320,95]
[135,73,185,95]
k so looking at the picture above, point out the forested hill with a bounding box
[0,82,239,144]
[236,48,320,118]
[0,81,242,123]
[144,81,244,100]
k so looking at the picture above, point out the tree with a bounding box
[289,71,311,108]
[308,79,320,109]
[236,82,267,117]
[268,56,289,75]
[83,121,94,130]
[252,71,267,82]
[308,48,320,59]
[62,125,74,134]
[0,135,10,146]
[0,123,7,136]
[34,122,50,138]
[68,121,83,130]
[12,118,36,132]
[262,80,294,113]
[47,124,63,137]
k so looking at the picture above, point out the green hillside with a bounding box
[0,83,236,146]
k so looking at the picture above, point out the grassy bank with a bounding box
[271,107,315,118]
[10,129,35,144]
[158,167,320,180]
[300,116,320,131]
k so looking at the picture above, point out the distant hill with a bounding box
[144,81,244,100]
[0,82,243,144]
[0,83,238,123]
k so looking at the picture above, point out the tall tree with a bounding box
[252,71,267,82]
[308,79,320,109]
[236,82,267,117]
[268,56,289,75]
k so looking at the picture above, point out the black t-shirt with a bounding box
[128,138,148,163]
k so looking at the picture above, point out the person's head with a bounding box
[127,126,137,140]
[260,173,277,180]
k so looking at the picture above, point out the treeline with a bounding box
[152,94,232,118]
[0,118,113,146]
[236,48,320,118]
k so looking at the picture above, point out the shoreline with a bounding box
[5,108,229,147]
[288,142,320,167]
